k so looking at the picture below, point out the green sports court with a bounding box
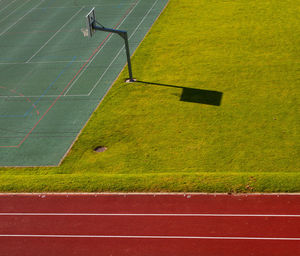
[0,0,168,166]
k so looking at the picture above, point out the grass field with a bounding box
[0,0,299,192]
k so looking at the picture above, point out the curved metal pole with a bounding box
[93,24,135,82]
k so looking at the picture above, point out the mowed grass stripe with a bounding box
[0,0,299,192]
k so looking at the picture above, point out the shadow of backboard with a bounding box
[181,88,222,106]
[136,81,223,106]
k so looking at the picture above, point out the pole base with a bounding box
[125,78,136,83]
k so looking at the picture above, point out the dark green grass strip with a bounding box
[1,172,300,193]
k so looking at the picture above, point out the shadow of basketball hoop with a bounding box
[135,81,223,106]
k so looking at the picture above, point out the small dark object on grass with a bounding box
[94,146,107,153]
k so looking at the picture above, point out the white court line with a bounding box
[86,0,159,96]
[0,60,88,65]
[0,234,299,240]
[28,60,88,64]
[0,0,44,37]
[35,4,133,9]
[26,7,83,63]
[0,93,88,98]
[0,213,299,217]
[0,0,18,14]
[0,0,31,24]
[63,0,142,96]
[0,94,81,98]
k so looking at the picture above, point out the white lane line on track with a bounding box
[26,7,84,63]
[0,0,44,37]
[63,0,143,96]
[0,213,299,217]
[0,234,299,240]
[86,0,159,96]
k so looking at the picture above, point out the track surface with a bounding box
[0,193,300,256]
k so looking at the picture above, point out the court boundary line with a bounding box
[0,0,44,37]
[0,0,18,15]
[0,94,80,98]
[0,234,299,241]
[0,60,88,65]
[0,0,32,25]
[26,7,84,63]
[35,4,133,10]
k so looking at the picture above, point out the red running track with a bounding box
[0,193,300,256]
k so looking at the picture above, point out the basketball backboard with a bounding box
[86,8,96,38]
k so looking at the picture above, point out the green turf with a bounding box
[0,0,299,192]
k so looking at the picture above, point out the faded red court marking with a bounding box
[0,193,300,256]
[0,0,139,148]
[0,86,39,116]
